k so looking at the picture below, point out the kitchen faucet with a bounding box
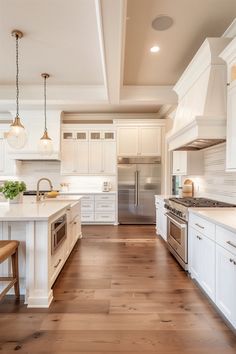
[36,178,53,202]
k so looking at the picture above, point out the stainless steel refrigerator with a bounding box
[118,157,161,224]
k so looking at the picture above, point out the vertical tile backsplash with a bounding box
[189,143,236,203]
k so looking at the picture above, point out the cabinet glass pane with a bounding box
[76,132,87,140]
[63,132,73,140]
[90,132,101,140]
[104,132,115,140]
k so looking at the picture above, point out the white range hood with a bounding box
[8,110,61,160]
[168,37,232,151]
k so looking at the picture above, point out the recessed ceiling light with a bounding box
[152,15,174,31]
[150,46,160,53]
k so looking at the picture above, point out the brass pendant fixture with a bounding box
[7,30,27,149]
[39,73,53,155]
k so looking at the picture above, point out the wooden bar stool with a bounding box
[0,240,20,301]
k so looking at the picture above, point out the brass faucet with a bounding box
[36,178,53,202]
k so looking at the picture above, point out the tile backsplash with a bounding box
[1,161,116,192]
[187,143,236,203]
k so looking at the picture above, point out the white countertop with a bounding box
[0,196,82,221]
[189,208,236,233]
[155,195,176,200]
[59,190,117,195]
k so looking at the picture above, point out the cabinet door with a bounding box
[0,139,5,173]
[117,127,138,156]
[216,245,236,326]
[199,234,215,301]
[172,151,187,175]
[226,85,236,171]
[61,139,76,174]
[189,227,215,300]
[75,142,89,174]
[189,227,201,280]
[157,207,167,241]
[89,141,103,174]
[103,141,116,174]
[139,127,161,156]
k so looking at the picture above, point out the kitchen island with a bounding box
[0,196,82,308]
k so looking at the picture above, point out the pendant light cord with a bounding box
[44,75,47,131]
[16,34,19,118]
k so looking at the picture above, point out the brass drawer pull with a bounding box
[227,240,236,249]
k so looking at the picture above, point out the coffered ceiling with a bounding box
[0,0,235,116]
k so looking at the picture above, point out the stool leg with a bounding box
[11,249,20,299]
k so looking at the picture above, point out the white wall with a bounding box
[186,143,236,203]
[3,161,117,192]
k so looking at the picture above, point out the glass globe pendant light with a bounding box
[39,73,53,155]
[7,30,27,149]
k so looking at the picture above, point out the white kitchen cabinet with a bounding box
[220,38,236,171]
[78,193,116,224]
[89,133,116,175]
[155,197,167,241]
[216,244,236,327]
[139,127,161,156]
[103,141,116,174]
[89,141,103,174]
[61,131,89,175]
[117,126,161,157]
[189,226,215,301]
[61,128,116,175]
[117,127,139,156]
[172,151,203,176]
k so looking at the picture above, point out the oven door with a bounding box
[51,214,67,254]
[166,212,187,263]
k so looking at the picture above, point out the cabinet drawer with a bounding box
[81,201,94,211]
[81,213,94,222]
[82,195,94,201]
[95,201,115,211]
[189,213,215,240]
[216,226,236,256]
[95,212,115,222]
[50,243,65,284]
[95,194,116,202]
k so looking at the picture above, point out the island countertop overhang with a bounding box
[0,196,83,221]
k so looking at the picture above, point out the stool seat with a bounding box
[0,240,20,301]
[0,241,20,263]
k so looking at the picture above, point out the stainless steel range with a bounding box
[164,197,236,270]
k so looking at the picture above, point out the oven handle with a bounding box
[165,212,187,229]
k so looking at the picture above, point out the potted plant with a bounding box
[0,181,26,204]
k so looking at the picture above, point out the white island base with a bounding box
[0,197,82,308]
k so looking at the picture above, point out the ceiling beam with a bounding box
[121,86,177,104]
[97,0,126,104]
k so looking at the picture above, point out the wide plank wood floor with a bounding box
[0,225,236,353]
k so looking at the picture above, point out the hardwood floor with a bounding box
[0,225,236,353]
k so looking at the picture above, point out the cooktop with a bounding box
[169,197,236,208]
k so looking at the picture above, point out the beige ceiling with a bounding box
[0,0,235,115]
[0,0,104,85]
[124,0,236,85]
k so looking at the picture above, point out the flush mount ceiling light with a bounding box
[150,45,160,53]
[7,30,27,149]
[38,73,53,155]
[152,15,174,31]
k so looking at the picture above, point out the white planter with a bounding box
[9,193,23,204]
